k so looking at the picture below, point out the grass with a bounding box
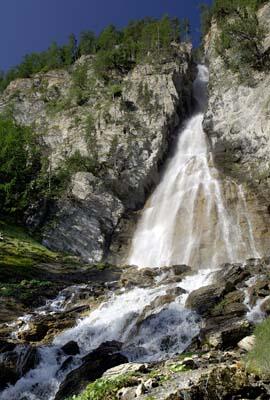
[0,220,60,283]
[168,362,190,373]
[0,279,51,304]
[66,374,137,400]
[246,317,270,378]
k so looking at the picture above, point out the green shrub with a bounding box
[67,375,136,400]
[215,5,268,72]
[200,0,269,73]
[247,317,270,378]
[0,117,41,218]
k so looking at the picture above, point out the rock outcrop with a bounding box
[0,44,195,263]
[186,258,270,350]
[203,3,270,256]
[55,341,128,400]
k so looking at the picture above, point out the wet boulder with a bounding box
[17,308,86,343]
[260,296,270,315]
[185,283,228,316]
[55,341,128,400]
[0,345,40,390]
[248,278,270,307]
[160,264,191,285]
[0,340,16,353]
[61,340,80,356]
[120,267,156,289]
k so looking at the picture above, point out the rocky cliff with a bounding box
[0,44,195,262]
[203,2,270,257]
[204,3,270,203]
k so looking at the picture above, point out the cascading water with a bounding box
[128,65,260,269]
[0,65,260,400]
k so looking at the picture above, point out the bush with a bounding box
[0,117,41,218]
[247,318,270,378]
[215,5,268,72]
[200,0,269,73]
[67,375,136,400]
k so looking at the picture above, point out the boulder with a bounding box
[260,296,270,314]
[103,362,148,378]
[185,283,227,316]
[0,345,40,390]
[203,319,252,350]
[54,341,128,400]
[61,340,80,356]
[238,335,255,352]
[120,267,156,289]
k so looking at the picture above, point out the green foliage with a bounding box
[247,317,270,378]
[78,31,97,56]
[200,4,214,37]
[67,374,136,400]
[64,34,78,66]
[0,15,190,92]
[97,25,122,51]
[169,362,191,373]
[71,62,90,105]
[52,150,99,195]
[201,0,269,73]
[0,220,58,284]
[215,5,268,71]
[0,117,41,218]
[212,0,266,19]
[0,279,51,303]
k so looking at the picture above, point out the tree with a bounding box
[200,3,213,37]
[215,4,268,71]
[78,31,96,55]
[181,18,191,42]
[62,34,78,66]
[171,18,181,42]
[0,117,40,217]
[46,41,63,70]
[97,25,121,50]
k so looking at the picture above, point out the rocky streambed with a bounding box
[1,258,270,399]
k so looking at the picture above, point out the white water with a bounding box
[128,65,259,269]
[0,65,260,400]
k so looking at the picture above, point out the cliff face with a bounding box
[203,3,270,255]
[204,3,270,199]
[0,44,195,262]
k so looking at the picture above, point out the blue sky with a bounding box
[0,0,212,71]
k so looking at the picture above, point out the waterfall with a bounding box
[128,65,260,269]
[0,65,260,400]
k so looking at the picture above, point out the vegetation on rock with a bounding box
[0,117,41,219]
[66,374,137,400]
[201,0,269,73]
[247,317,270,378]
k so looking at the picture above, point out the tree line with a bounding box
[0,16,191,92]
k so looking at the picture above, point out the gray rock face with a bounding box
[0,45,195,262]
[202,3,270,258]
[186,258,270,350]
